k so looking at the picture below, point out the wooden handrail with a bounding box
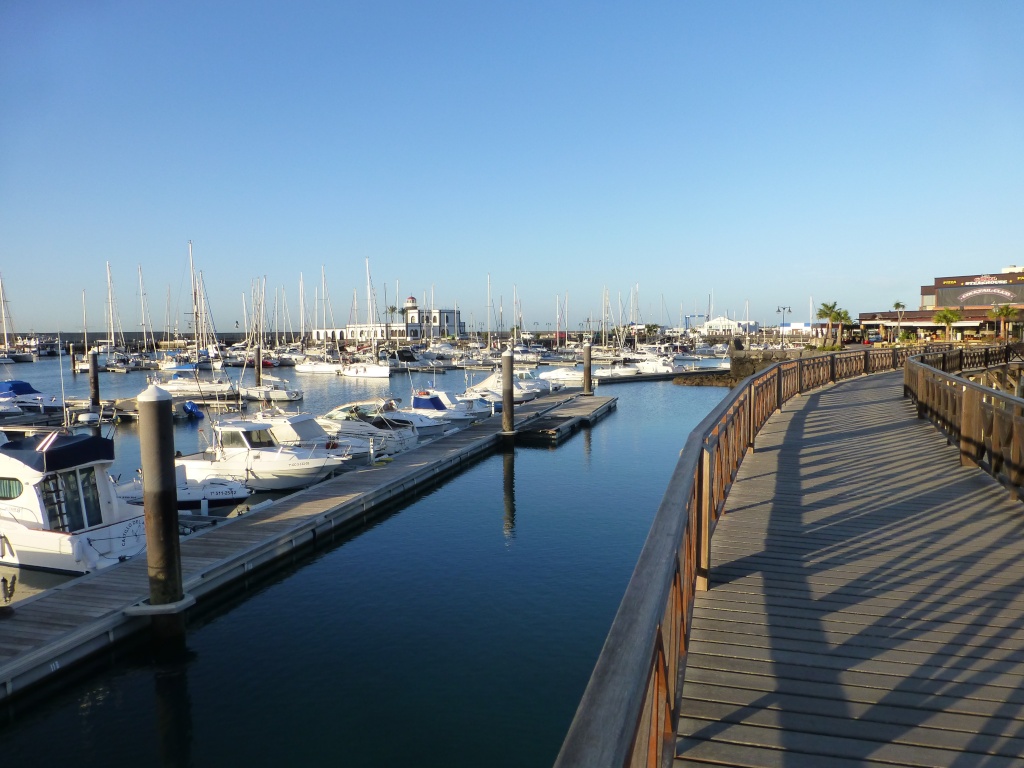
[553,344,942,768]
[904,345,1016,489]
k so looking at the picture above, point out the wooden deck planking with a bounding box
[677,371,1024,767]
[0,390,615,700]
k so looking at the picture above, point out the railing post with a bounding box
[916,367,927,419]
[747,385,756,453]
[798,358,804,393]
[829,352,836,383]
[697,445,712,591]
[776,365,784,411]
[864,348,870,375]
[961,386,982,468]
[892,347,898,371]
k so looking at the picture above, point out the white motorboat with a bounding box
[114,465,250,510]
[0,379,65,413]
[0,431,146,573]
[375,398,450,439]
[593,364,640,380]
[317,400,419,456]
[239,375,303,402]
[634,358,693,375]
[176,419,348,491]
[409,389,493,427]
[537,367,585,386]
[294,357,346,374]
[339,362,391,379]
[251,409,370,462]
[149,372,238,398]
[466,369,550,403]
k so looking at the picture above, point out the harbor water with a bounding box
[0,356,728,767]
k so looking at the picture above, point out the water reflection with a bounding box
[153,645,194,768]
[0,565,71,606]
[502,448,516,540]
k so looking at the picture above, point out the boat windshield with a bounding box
[41,467,103,532]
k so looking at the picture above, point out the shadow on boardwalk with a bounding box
[677,371,1024,767]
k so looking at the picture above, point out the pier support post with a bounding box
[582,343,593,396]
[68,342,76,375]
[138,384,188,644]
[501,348,515,437]
[255,346,262,386]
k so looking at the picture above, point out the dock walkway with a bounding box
[0,391,615,701]
[677,371,1024,766]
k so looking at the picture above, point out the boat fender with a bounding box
[183,401,205,419]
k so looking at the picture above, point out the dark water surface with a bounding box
[0,358,727,767]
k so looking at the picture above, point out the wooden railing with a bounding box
[553,345,937,768]
[904,345,1018,489]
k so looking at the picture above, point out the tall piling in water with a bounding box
[137,384,190,644]
[582,343,593,396]
[89,351,100,409]
[501,348,515,436]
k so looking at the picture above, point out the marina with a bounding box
[0,357,728,767]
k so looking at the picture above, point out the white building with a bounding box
[312,295,465,343]
[697,316,759,336]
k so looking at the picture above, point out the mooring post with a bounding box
[501,348,515,437]
[137,384,191,643]
[582,342,593,396]
[68,341,76,374]
[255,345,262,386]
[89,351,100,410]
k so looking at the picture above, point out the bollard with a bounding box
[501,348,515,435]
[137,384,189,643]
[582,343,593,396]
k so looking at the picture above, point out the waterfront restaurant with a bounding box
[858,267,1024,341]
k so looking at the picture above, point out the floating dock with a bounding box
[516,396,616,444]
[0,389,615,702]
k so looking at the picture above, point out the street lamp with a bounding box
[777,306,791,348]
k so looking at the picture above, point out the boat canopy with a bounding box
[0,380,42,397]
[0,433,115,473]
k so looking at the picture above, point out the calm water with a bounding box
[0,357,727,767]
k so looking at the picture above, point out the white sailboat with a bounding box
[340,259,391,379]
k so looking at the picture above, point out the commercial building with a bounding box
[858,266,1024,340]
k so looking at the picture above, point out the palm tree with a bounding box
[892,301,906,343]
[817,301,838,343]
[988,304,1019,339]
[836,309,852,346]
[933,308,962,342]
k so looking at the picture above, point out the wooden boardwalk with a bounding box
[676,371,1024,767]
[0,392,615,701]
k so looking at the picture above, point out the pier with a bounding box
[557,345,1024,767]
[0,390,615,701]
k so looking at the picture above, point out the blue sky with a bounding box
[2,1,1021,336]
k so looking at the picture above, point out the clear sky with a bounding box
[2,1,1021,337]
